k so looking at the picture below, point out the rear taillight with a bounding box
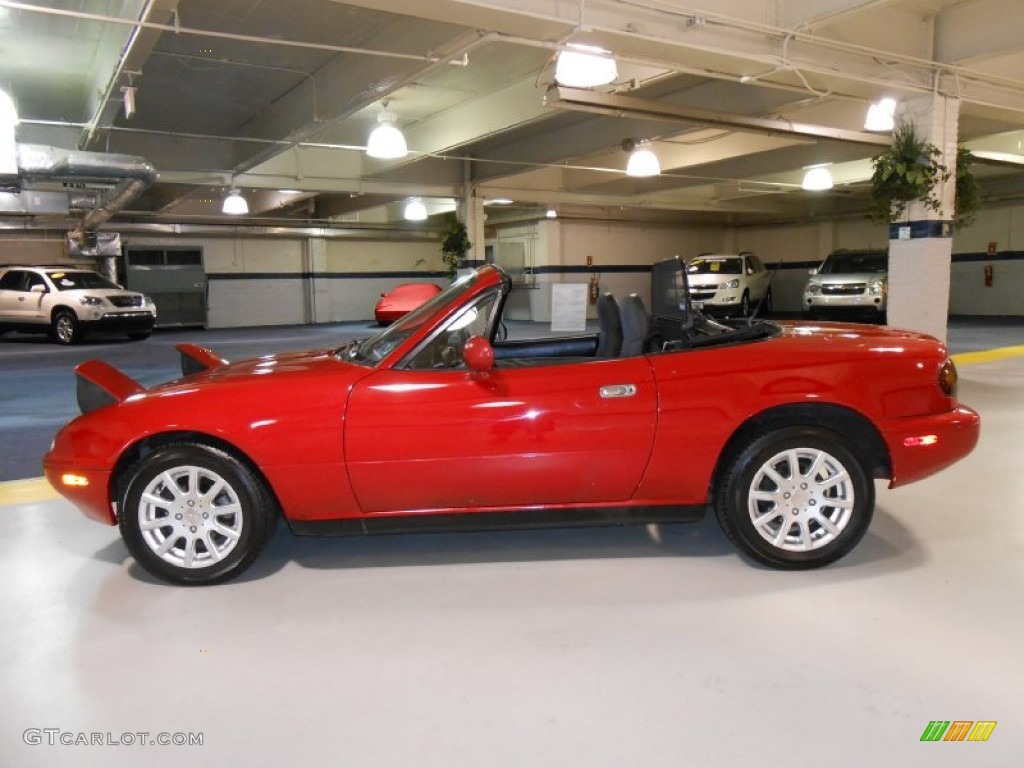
[938,358,958,397]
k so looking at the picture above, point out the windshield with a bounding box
[49,271,121,291]
[820,252,887,274]
[342,271,479,365]
[687,257,742,275]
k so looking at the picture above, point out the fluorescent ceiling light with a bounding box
[555,44,618,88]
[971,150,1024,165]
[366,106,408,159]
[122,86,137,120]
[864,98,897,132]
[0,87,16,175]
[222,189,249,215]
[802,166,834,191]
[626,144,661,177]
[546,208,558,219]
[404,198,427,221]
[0,88,18,127]
[486,198,514,205]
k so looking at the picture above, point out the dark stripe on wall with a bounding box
[533,265,654,275]
[207,270,449,280]
[952,250,1024,263]
[206,251,1024,282]
[888,220,955,239]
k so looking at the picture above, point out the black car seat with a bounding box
[595,293,622,358]
[620,293,650,356]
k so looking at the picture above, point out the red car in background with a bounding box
[45,259,979,585]
[374,281,442,324]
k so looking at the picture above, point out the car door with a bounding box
[0,270,42,322]
[345,313,658,513]
[745,254,770,300]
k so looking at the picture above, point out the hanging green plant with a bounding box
[440,216,471,280]
[953,145,981,229]
[869,120,950,223]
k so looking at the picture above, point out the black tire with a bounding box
[740,291,750,317]
[714,426,874,569]
[127,331,152,340]
[119,442,276,585]
[761,289,773,315]
[51,309,81,345]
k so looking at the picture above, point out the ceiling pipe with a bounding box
[81,0,164,149]
[1,1,448,65]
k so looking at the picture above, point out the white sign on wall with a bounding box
[550,283,588,332]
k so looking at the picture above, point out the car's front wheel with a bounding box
[119,442,276,585]
[51,309,81,345]
[714,427,874,569]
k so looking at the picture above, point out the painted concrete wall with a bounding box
[3,199,1023,332]
[496,218,729,322]
[112,234,445,328]
[949,202,1024,316]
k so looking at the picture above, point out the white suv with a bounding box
[0,266,156,344]
[686,252,772,317]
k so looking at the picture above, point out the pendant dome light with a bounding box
[222,188,249,215]
[403,197,427,221]
[624,139,661,177]
[366,101,408,159]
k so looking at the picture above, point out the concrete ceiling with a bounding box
[4,0,1024,230]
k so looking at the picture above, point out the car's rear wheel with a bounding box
[714,426,873,569]
[119,442,276,585]
[51,309,81,345]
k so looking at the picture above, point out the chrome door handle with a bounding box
[600,384,637,399]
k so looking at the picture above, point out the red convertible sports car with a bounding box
[374,281,443,324]
[45,258,980,585]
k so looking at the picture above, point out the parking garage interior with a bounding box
[2,1,1024,766]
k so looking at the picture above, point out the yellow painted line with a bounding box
[0,477,61,507]
[952,344,1024,367]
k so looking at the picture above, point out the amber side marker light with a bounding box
[904,435,939,448]
[938,359,958,396]
[61,474,90,487]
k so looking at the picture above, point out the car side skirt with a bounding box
[288,504,707,537]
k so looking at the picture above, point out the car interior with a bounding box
[487,257,778,368]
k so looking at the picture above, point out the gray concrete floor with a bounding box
[1,333,1021,766]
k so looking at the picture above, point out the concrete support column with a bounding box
[305,236,330,324]
[461,161,486,266]
[886,92,959,341]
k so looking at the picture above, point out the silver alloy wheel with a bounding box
[137,465,244,569]
[54,314,75,343]
[747,447,854,552]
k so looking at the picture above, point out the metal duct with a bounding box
[15,143,158,242]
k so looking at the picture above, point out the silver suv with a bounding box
[803,249,888,323]
[0,266,156,344]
